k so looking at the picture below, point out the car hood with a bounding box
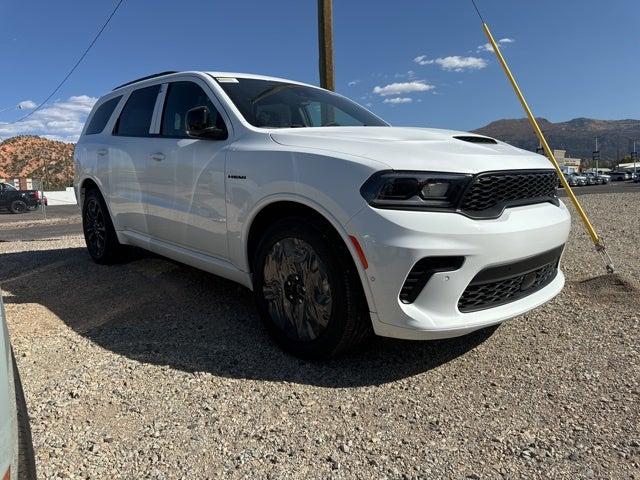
[270,127,553,173]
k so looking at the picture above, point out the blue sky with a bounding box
[0,0,637,142]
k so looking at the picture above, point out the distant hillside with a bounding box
[473,118,640,163]
[0,136,74,189]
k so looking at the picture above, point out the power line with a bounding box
[10,0,126,124]
[470,0,485,23]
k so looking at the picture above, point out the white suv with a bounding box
[75,71,571,358]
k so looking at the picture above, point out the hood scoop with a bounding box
[454,135,498,144]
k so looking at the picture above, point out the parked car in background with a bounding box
[610,171,628,181]
[75,71,571,358]
[0,295,37,479]
[567,173,588,186]
[598,173,611,184]
[583,173,599,185]
[634,173,640,183]
[0,183,43,214]
[563,173,579,187]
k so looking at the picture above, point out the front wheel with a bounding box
[253,217,371,359]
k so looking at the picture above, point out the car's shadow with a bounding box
[0,247,497,388]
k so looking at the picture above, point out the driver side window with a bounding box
[161,81,226,138]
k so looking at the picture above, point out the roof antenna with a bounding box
[469,0,615,274]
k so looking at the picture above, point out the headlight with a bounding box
[360,171,472,211]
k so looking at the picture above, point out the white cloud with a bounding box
[373,81,434,96]
[0,95,97,143]
[347,79,360,87]
[414,55,434,66]
[17,100,37,110]
[477,37,514,53]
[435,56,487,72]
[383,97,413,104]
[414,54,489,72]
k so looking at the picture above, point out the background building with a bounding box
[554,150,582,173]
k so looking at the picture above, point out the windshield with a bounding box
[213,77,388,129]
[1,183,17,191]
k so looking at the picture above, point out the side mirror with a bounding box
[185,106,227,140]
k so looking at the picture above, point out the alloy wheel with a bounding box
[262,237,333,341]
[84,198,107,258]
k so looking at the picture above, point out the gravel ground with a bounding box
[0,194,638,479]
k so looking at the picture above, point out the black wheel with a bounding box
[12,350,36,480]
[253,217,371,359]
[82,189,124,264]
[9,200,27,214]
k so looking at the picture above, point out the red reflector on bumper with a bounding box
[349,235,368,270]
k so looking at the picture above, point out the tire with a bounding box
[9,200,27,214]
[82,188,125,264]
[12,350,36,480]
[253,217,371,359]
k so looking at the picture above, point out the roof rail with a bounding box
[112,71,178,91]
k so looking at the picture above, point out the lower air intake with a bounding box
[400,256,465,304]
[458,246,564,312]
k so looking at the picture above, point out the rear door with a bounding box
[148,78,231,259]
[109,84,162,235]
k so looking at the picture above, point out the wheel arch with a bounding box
[244,198,375,314]
[78,176,120,233]
[78,177,102,206]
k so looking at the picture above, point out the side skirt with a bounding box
[119,230,253,290]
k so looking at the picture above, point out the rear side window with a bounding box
[114,85,160,136]
[161,81,225,138]
[85,96,121,135]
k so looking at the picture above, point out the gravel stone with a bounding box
[0,193,639,479]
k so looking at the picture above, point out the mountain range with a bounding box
[474,118,640,163]
[1,117,639,191]
[0,136,74,189]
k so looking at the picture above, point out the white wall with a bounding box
[44,187,77,206]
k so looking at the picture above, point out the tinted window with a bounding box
[215,77,387,128]
[161,81,225,137]
[114,85,160,136]
[86,96,121,135]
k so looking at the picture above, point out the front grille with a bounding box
[458,246,563,313]
[460,170,558,218]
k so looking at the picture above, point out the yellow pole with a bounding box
[482,22,614,272]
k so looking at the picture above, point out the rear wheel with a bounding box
[82,189,125,264]
[9,200,27,214]
[253,217,371,359]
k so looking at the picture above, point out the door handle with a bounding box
[97,149,107,156]
[150,152,165,161]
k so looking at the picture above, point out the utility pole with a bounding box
[632,140,638,178]
[593,137,599,177]
[317,0,335,91]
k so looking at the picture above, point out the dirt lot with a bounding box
[1,195,639,479]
